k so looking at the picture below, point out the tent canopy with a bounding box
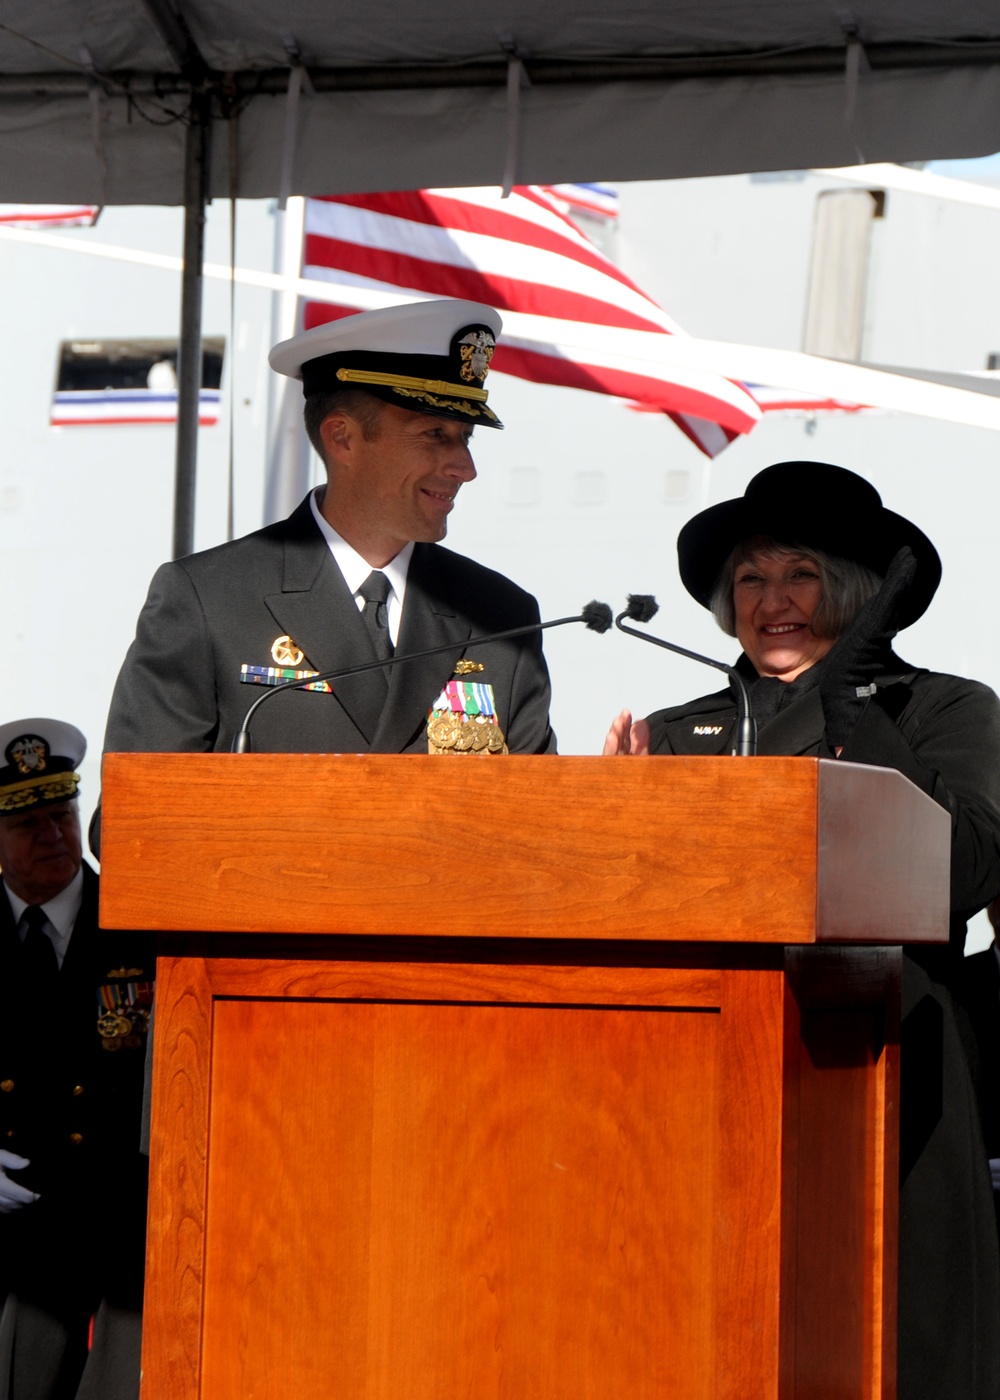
[2,1,1000,204]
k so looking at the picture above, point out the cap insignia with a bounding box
[458,329,495,384]
[7,735,48,775]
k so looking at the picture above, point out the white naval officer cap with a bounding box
[0,717,86,815]
[268,299,504,429]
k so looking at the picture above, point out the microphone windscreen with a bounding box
[625,593,659,623]
[581,600,613,633]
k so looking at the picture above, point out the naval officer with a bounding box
[0,718,152,1400]
[102,299,556,759]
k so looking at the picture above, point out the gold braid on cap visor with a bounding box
[335,367,489,402]
[0,772,80,813]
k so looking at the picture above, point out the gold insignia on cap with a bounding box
[9,736,48,775]
[454,660,484,676]
[458,329,496,383]
[0,773,79,814]
[335,367,488,402]
[271,636,304,667]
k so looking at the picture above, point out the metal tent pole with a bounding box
[173,92,210,560]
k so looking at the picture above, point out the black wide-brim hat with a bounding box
[677,461,941,629]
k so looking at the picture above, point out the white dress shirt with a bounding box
[5,864,84,969]
[309,488,414,646]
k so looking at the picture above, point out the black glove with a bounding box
[819,545,917,748]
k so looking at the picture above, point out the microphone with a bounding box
[232,600,614,752]
[616,595,757,757]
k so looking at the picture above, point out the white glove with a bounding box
[0,1150,40,1213]
[990,1158,1000,1192]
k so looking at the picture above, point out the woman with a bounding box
[606,460,1000,1398]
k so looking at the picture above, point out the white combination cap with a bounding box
[269,299,504,429]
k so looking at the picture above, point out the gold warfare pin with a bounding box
[271,635,304,666]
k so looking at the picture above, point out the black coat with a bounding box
[102,494,556,758]
[647,656,1000,945]
[961,944,1000,1163]
[0,864,153,1398]
[646,655,1000,1399]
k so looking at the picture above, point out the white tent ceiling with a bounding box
[1,1,1000,204]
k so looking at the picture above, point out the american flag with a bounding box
[630,386,869,419]
[538,183,619,224]
[742,385,869,415]
[300,187,761,457]
[0,204,98,229]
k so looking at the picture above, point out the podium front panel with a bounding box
[143,948,897,1400]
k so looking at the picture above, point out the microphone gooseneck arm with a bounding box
[232,601,613,753]
[615,596,757,757]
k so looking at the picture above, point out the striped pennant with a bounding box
[51,388,220,428]
[301,187,761,457]
[0,204,98,229]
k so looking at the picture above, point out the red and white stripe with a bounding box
[50,389,220,427]
[538,183,619,224]
[301,187,762,457]
[0,204,98,229]
[743,385,870,415]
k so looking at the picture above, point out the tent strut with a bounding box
[173,91,210,560]
[499,35,530,198]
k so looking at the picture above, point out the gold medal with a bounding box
[271,635,304,666]
[97,1011,131,1040]
[427,716,458,750]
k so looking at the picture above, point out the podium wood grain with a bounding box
[142,951,898,1400]
[100,755,930,1399]
[101,753,949,944]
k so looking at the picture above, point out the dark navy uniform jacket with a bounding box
[0,862,153,1315]
[103,493,556,758]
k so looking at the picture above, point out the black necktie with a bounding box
[20,905,58,988]
[359,571,394,663]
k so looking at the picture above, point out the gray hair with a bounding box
[709,537,882,639]
[303,386,386,465]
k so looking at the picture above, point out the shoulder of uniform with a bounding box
[414,542,538,611]
[152,497,317,584]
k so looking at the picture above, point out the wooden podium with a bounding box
[99,754,950,1400]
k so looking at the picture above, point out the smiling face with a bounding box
[733,550,837,679]
[320,401,477,567]
[0,799,82,904]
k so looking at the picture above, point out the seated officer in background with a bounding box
[0,719,152,1400]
